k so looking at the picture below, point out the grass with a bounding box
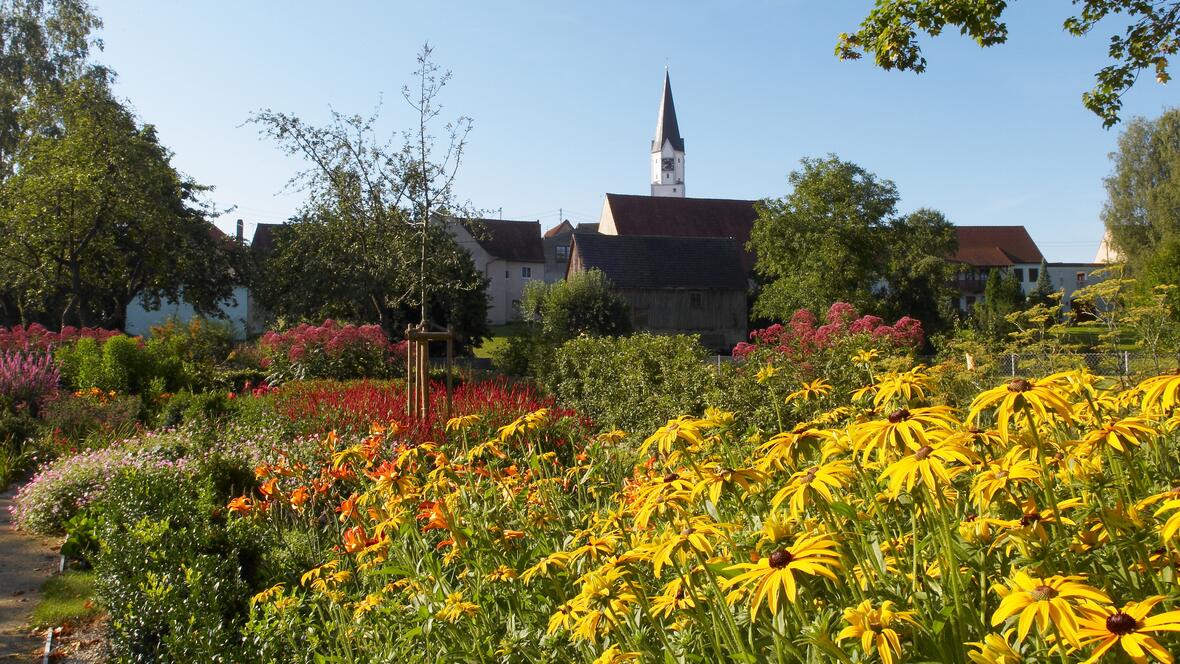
[30,570,100,629]
[473,322,532,359]
[1053,322,1139,351]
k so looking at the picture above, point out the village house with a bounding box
[948,226,1108,312]
[948,226,1047,311]
[124,219,255,338]
[566,232,747,350]
[445,217,546,326]
[542,220,574,282]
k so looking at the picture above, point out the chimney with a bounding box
[236,219,244,241]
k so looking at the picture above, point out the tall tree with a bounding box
[253,211,488,347]
[749,155,957,330]
[838,1,1180,126]
[250,44,487,344]
[1102,107,1180,291]
[0,0,102,178]
[0,74,241,327]
[879,207,959,327]
[974,268,1026,340]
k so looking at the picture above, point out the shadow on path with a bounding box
[0,486,59,662]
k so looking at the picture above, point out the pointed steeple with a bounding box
[652,70,684,153]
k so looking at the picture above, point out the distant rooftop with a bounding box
[949,226,1045,266]
[570,232,746,290]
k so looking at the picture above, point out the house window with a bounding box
[521,266,532,278]
[1013,268,1024,282]
[689,292,703,309]
[555,245,569,261]
[1028,268,1039,282]
[1076,272,1086,284]
[505,270,509,279]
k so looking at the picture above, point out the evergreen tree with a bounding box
[974,268,1026,340]
[1031,260,1054,305]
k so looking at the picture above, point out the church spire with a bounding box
[652,70,684,153]
[650,69,686,197]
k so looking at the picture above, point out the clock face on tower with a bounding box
[661,158,674,172]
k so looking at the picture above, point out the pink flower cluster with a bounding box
[0,324,120,352]
[0,351,60,409]
[261,320,393,363]
[733,302,924,360]
[260,320,405,380]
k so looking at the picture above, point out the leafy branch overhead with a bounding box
[838,1,1180,126]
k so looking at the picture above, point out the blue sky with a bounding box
[92,1,1176,263]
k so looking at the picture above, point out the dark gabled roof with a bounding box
[544,219,574,238]
[950,226,1045,266]
[251,222,285,253]
[463,218,544,262]
[604,193,758,271]
[576,222,600,233]
[570,232,746,290]
[652,71,684,153]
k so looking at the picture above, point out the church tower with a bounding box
[651,70,685,197]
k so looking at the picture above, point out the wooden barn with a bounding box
[566,232,748,351]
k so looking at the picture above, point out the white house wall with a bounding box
[446,220,543,326]
[125,285,251,339]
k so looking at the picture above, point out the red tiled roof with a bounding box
[543,219,574,238]
[950,226,1044,266]
[464,218,544,262]
[603,193,758,271]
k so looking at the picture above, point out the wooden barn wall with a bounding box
[618,288,746,350]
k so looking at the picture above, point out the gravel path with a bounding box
[0,486,59,662]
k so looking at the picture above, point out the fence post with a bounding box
[1124,350,1130,376]
[1010,353,1017,377]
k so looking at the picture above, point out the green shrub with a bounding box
[146,317,236,392]
[61,509,102,563]
[55,335,174,397]
[522,269,632,342]
[36,393,140,457]
[546,333,715,432]
[0,405,39,448]
[491,332,555,378]
[93,455,266,662]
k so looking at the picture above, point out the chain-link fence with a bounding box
[990,352,1177,379]
[712,351,1179,380]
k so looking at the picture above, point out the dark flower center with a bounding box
[1106,611,1139,635]
[995,470,1009,479]
[803,469,817,483]
[1008,378,1032,393]
[681,526,695,537]
[675,588,685,600]
[888,409,911,424]
[768,549,794,569]
[663,473,679,483]
[1030,584,1059,601]
[1021,513,1041,526]
[914,445,934,460]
